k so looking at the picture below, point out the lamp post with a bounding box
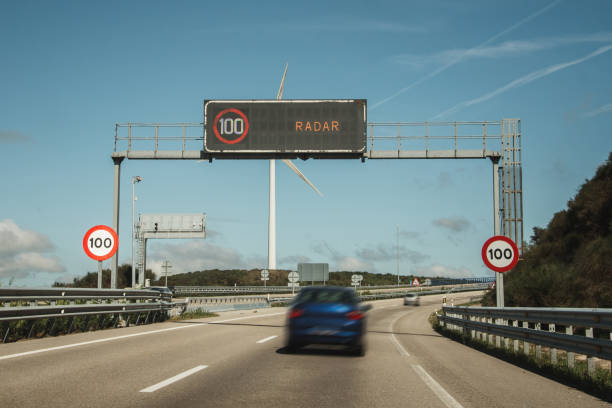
[132,176,142,288]
[396,225,400,287]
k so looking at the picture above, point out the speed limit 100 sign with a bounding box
[481,236,519,273]
[83,225,118,261]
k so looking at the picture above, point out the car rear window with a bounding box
[296,289,357,305]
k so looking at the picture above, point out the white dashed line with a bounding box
[256,335,278,344]
[0,311,287,361]
[411,364,464,408]
[389,312,410,356]
[140,365,208,393]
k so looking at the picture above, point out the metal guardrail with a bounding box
[172,282,490,296]
[0,288,174,343]
[438,306,612,375]
[268,286,486,305]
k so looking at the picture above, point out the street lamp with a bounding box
[132,176,142,288]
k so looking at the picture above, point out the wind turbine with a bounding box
[269,63,322,272]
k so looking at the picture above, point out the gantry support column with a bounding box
[491,156,504,307]
[111,156,124,289]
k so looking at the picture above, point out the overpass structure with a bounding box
[110,116,523,308]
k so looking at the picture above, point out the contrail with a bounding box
[582,103,612,118]
[431,44,612,120]
[370,0,563,110]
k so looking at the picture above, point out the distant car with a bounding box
[285,286,371,356]
[404,293,420,306]
[145,286,173,298]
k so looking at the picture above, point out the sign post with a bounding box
[481,235,519,307]
[261,269,270,287]
[83,225,119,289]
[288,271,299,295]
[351,274,363,290]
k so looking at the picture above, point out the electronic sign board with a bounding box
[204,100,367,158]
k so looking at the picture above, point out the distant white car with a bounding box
[403,293,420,306]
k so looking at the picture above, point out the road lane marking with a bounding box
[411,364,464,408]
[0,324,199,361]
[140,365,208,393]
[389,312,410,356]
[0,311,286,361]
[256,335,278,344]
[210,311,286,324]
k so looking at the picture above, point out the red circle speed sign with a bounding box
[213,108,249,144]
[83,225,119,261]
[481,235,519,273]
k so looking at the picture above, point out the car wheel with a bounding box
[286,337,300,353]
[350,342,365,357]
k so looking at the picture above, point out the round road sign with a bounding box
[481,235,519,273]
[83,225,118,261]
[213,108,249,145]
[261,269,270,278]
[288,271,299,283]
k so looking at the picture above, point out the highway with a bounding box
[0,291,607,407]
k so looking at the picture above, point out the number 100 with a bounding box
[90,237,112,249]
[218,118,244,135]
[488,248,512,260]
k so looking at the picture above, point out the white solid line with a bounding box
[389,313,410,356]
[0,311,287,362]
[210,311,286,324]
[411,364,464,408]
[0,324,198,361]
[256,335,278,344]
[140,365,208,393]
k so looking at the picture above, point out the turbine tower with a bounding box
[268,64,322,272]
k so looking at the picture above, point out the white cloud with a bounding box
[0,130,28,143]
[278,255,312,268]
[311,241,375,272]
[392,33,612,68]
[0,219,65,281]
[432,216,471,233]
[433,44,612,119]
[412,264,474,278]
[371,0,562,110]
[355,244,428,264]
[147,240,265,276]
[582,103,612,118]
[209,18,423,35]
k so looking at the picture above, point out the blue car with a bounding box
[285,286,371,356]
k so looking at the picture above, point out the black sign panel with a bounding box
[204,100,366,158]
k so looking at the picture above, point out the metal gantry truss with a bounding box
[501,119,524,254]
[110,119,524,301]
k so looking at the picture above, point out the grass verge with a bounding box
[430,311,612,402]
[171,309,218,320]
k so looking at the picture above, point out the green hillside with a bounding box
[483,152,612,307]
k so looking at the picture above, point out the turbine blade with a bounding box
[282,159,323,197]
[277,63,288,100]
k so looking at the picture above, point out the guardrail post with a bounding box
[586,327,595,375]
[549,323,557,364]
[504,320,510,350]
[513,320,519,352]
[2,323,10,343]
[440,308,446,328]
[535,323,542,360]
[488,317,494,344]
[566,325,575,368]
[470,315,476,339]
[523,321,530,356]
[495,318,501,348]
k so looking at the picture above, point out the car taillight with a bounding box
[345,311,364,320]
[288,308,304,319]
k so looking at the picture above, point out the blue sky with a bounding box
[1,0,611,286]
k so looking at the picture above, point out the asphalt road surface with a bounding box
[0,291,608,407]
